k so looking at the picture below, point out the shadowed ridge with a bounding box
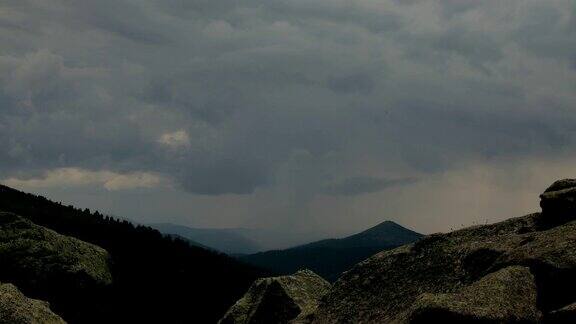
[295,220,422,250]
[241,220,423,281]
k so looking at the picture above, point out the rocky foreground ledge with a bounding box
[0,212,113,323]
[222,179,576,323]
[0,212,112,289]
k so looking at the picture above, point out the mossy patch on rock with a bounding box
[219,269,331,324]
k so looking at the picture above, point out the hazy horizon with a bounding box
[1,0,575,246]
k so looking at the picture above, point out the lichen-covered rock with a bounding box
[219,269,331,324]
[311,179,576,323]
[0,282,65,324]
[0,212,112,293]
[407,266,540,323]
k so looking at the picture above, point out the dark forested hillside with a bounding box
[0,184,270,324]
[241,221,423,281]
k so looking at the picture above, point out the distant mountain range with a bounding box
[149,223,262,254]
[149,223,319,254]
[239,221,423,281]
[151,220,424,280]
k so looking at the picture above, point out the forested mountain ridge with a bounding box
[298,220,422,249]
[240,220,423,281]
[0,184,270,323]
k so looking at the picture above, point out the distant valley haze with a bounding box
[149,218,422,254]
[149,223,320,252]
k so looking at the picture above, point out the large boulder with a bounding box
[311,179,576,323]
[540,179,576,226]
[0,212,112,289]
[220,269,331,324]
[0,212,112,321]
[0,282,65,324]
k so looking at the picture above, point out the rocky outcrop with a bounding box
[540,179,576,227]
[0,212,112,290]
[408,266,540,323]
[0,212,112,321]
[311,179,576,323]
[0,283,65,324]
[219,270,331,324]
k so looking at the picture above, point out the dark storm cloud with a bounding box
[324,177,417,196]
[180,160,270,195]
[0,0,575,203]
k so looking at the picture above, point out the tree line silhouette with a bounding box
[0,184,270,323]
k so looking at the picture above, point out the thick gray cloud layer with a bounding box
[1,0,575,238]
[324,177,417,196]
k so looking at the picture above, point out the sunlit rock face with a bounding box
[310,179,576,323]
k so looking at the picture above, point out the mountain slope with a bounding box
[150,223,261,254]
[240,221,423,281]
[0,184,269,323]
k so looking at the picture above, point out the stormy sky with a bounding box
[1,0,575,244]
